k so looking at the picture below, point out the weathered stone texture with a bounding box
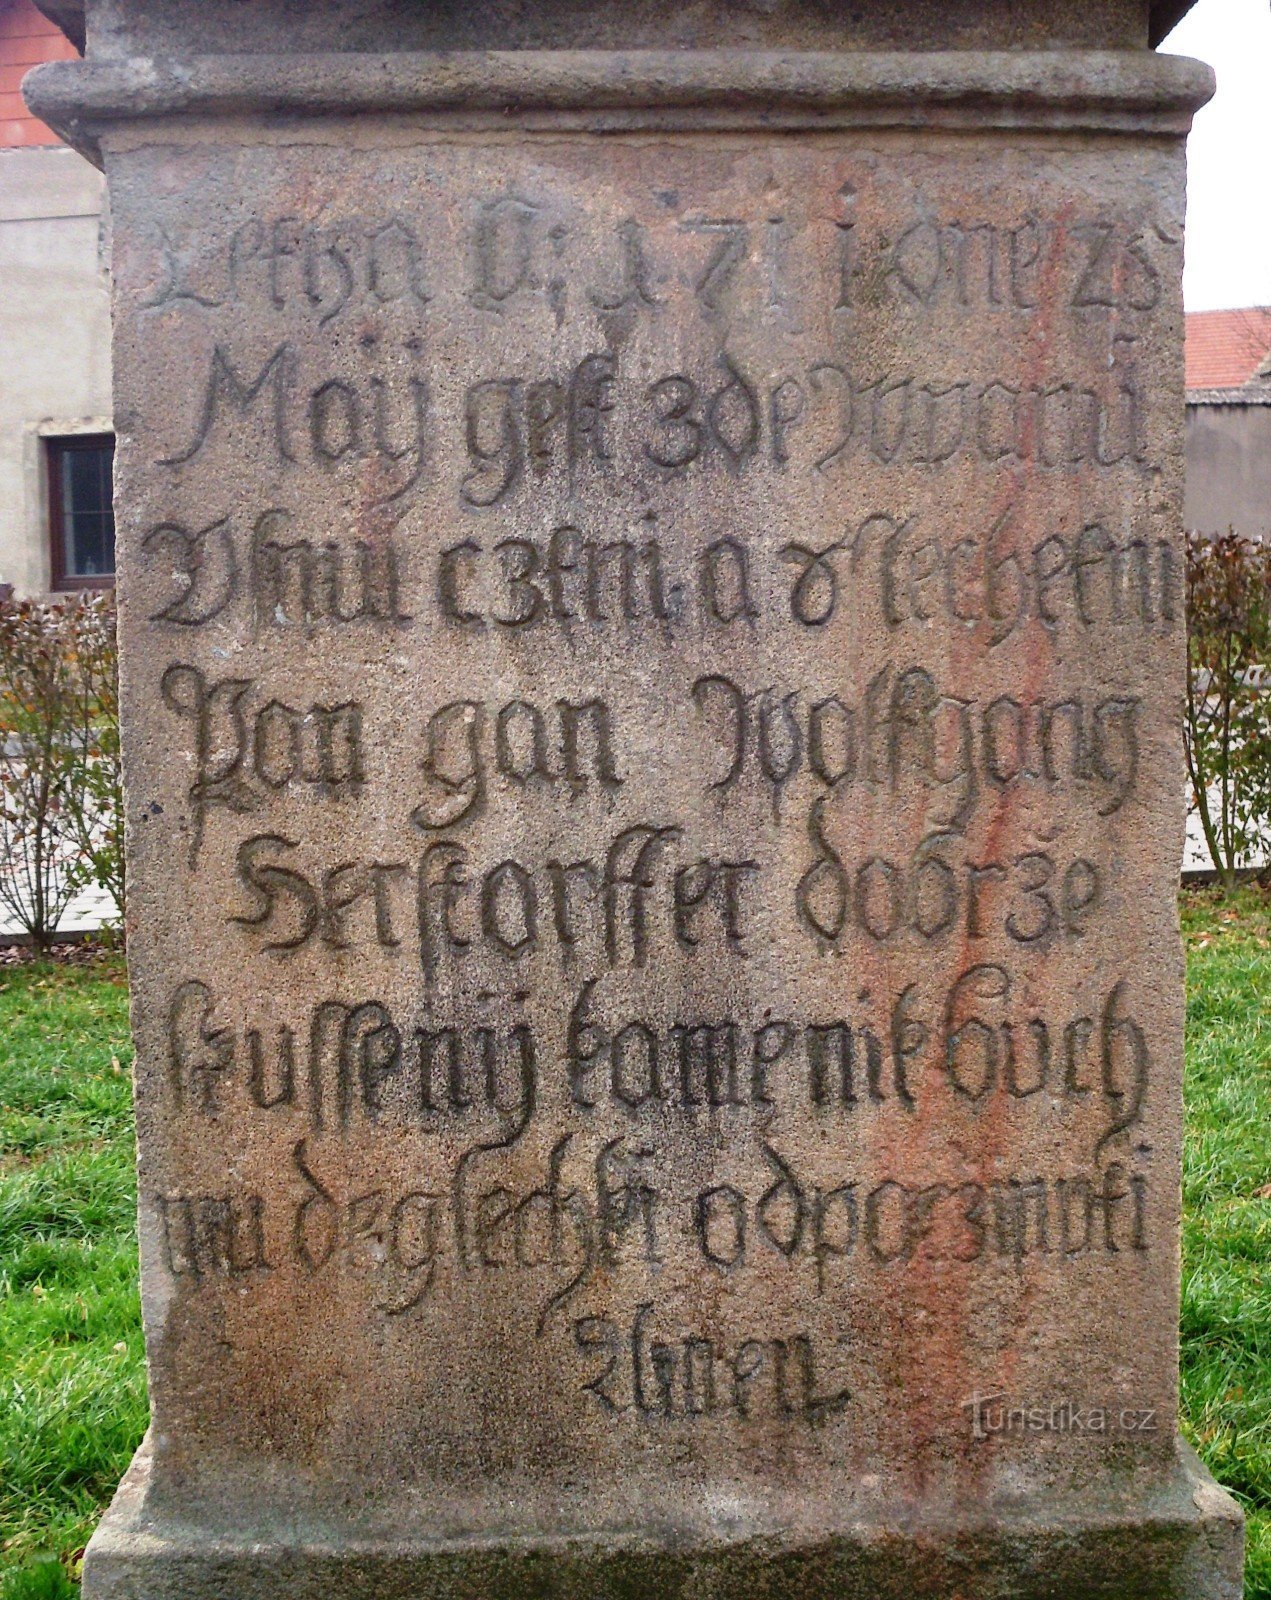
[77,0,1157,54]
[24,2,1243,1594]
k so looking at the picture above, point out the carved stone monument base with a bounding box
[87,1436,1241,1599]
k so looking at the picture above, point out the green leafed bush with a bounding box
[1185,532,1271,893]
[0,595,123,949]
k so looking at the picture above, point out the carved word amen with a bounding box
[574,1308,851,1424]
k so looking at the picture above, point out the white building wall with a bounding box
[0,142,111,595]
[1183,400,1271,542]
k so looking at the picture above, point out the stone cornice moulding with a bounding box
[24,48,1215,168]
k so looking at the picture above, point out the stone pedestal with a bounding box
[26,4,1244,1595]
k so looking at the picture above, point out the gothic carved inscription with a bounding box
[118,137,1184,1470]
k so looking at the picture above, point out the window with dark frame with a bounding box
[47,434,116,589]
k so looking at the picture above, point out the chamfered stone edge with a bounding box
[23,49,1215,170]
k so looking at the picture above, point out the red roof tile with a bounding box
[1186,307,1271,392]
[0,0,78,147]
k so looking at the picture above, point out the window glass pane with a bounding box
[56,441,115,580]
[71,513,113,577]
[66,447,98,514]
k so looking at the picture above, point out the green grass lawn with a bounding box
[0,897,1269,1597]
[1180,888,1271,1598]
[0,957,143,1600]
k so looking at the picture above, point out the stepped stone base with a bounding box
[85,1436,1243,1600]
